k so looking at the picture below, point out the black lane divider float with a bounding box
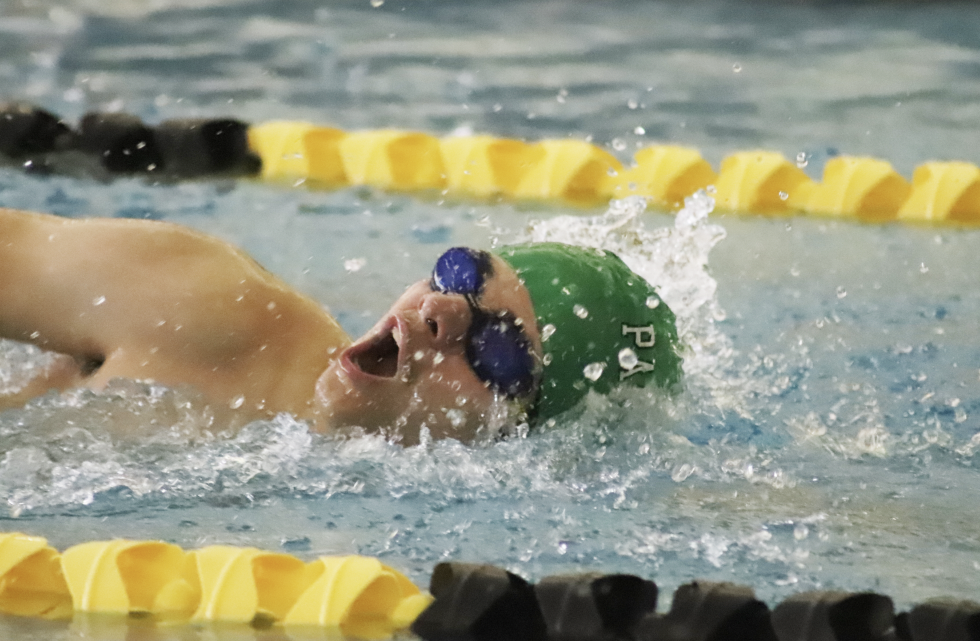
[0,102,259,180]
[4,101,980,224]
[415,562,980,641]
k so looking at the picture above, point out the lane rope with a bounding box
[0,532,975,641]
[3,102,980,224]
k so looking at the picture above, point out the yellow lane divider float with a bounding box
[249,121,980,224]
[0,531,430,638]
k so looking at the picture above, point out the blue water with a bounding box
[2,1,980,639]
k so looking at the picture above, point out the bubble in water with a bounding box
[92,296,106,306]
[618,348,639,370]
[607,167,618,177]
[541,324,556,341]
[633,126,646,135]
[370,0,384,6]
[583,362,605,381]
[433,352,445,365]
[793,523,810,541]
[778,191,789,201]
[573,304,589,319]
[920,262,929,274]
[627,99,638,110]
[611,138,627,152]
[543,354,553,365]
[344,257,366,273]
[229,395,245,409]
[732,62,742,73]
[796,151,809,168]
[836,286,847,299]
[413,350,424,361]
[645,296,660,309]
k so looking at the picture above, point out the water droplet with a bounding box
[671,463,695,482]
[779,191,789,201]
[413,350,424,361]
[633,126,646,135]
[583,362,605,381]
[645,296,660,309]
[794,523,809,540]
[627,99,639,110]
[446,408,467,428]
[370,0,384,6]
[836,286,847,299]
[796,151,808,168]
[229,395,245,409]
[492,103,502,112]
[433,352,445,365]
[732,62,742,73]
[344,257,366,273]
[542,354,553,366]
[618,348,638,369]
[541,324,556,341]
[573,304,589,319]
[92,296,106,306]
[920,262,929,274]
[611,138,627,152]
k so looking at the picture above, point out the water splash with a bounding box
[506,193,769,422]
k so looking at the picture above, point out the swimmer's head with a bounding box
[497,242,682,422]
[315,242,680,442]
[316,248,543,444]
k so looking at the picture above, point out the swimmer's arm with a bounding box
[0,207,341,365]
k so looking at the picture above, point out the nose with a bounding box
[418,291,472,349]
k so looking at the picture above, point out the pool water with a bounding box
[2,0,980,638]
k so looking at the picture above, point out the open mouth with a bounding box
[350,328,400,378]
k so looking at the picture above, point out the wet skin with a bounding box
[0,208,541,442]
[315,254,543,445]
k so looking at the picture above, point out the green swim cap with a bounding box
[498,242,682,422]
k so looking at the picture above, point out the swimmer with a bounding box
[0,207,681,443]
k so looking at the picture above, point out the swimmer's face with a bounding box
[315,252,542,445]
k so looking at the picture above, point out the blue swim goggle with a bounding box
[430,247,539,400]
